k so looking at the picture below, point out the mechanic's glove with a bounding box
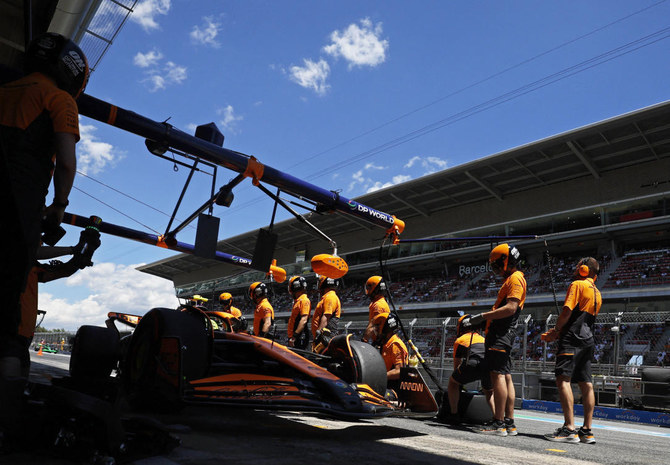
[313,328,332,354]
[72,227,101,269]
[460,313,485,331]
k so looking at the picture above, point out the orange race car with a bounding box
[69,306,438,419]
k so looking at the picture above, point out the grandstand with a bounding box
[135,99,670,406]
[140,99,670,326]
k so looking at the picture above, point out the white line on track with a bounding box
[515,413,670,438]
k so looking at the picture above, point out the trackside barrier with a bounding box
[41,311,670,412]
[522,399,670,427]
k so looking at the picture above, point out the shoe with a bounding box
[578,427,596,444]
[477,419,507,436]
[544,425,579,443]
[504,417,518,436]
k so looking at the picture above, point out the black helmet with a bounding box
[25,32,89,98]
[318,275,338,292]
[288,276,308,295]
[249,282,268,301]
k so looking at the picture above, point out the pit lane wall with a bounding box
[522,399,670,427]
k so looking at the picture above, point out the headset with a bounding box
[577,257,600,279]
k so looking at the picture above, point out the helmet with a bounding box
[318,275,337,292]
[489,243,520,274]
[456,314,470,337]
[288,276,308,295]
[364,276,386,296]
[248,282,267,301]
[219,292,233,308]
[456,313,485,336]
[25,32,89,98]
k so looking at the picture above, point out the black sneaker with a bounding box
[504,417,518,436]
[544,425,579,443]
[478,419,507,436]
[578,426,596,444]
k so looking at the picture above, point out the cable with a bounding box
[284,0,668,170]
[73,186,161,234]
[76,170,190,223]
[217,21,670,219]
[74,171,252,256]
[307,26,670,181]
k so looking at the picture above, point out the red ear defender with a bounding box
[578,264,590,277]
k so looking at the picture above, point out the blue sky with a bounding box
[39,0,670,329]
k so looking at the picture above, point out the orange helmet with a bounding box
[248,282,267,301]
[489,243,520,274]
[364,276,386,296]
[219,292,233,308]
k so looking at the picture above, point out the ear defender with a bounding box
[578,263,590,277]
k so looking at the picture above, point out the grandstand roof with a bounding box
[140,99,670,282]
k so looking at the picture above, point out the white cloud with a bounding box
[348,163,405,192]
[190,16,221,47]
[366,174,412,193]
[165,61,187,84]
[323,18,388,69]
[404,156,421,169]
[39,262,178,330]
[143,74,166,91]
[217,105,243,133]
[131,0,171,32]
[289,58,330,95]
[404,155,448,174]
[364,162,386,170]
[133,49,163,68]
[77,124,124,175]
[136,55,188,91]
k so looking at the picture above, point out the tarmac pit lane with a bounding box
[17,353,670,465]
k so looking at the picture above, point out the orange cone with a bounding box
[37,345,43,356]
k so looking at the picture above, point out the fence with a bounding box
[34,311,670,408]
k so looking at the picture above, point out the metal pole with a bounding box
[613,312,623,376]
[522,314,531,373]
[543,314,551,372]
[439,318,450,384]
[63,212,254,269]
[409,318,417,340]
[77,94,403,232]
[344,321,352,336]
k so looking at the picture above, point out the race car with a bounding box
[34,343,59,354]
[69,306,438,419]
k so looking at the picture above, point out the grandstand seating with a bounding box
[604,249,670,288]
